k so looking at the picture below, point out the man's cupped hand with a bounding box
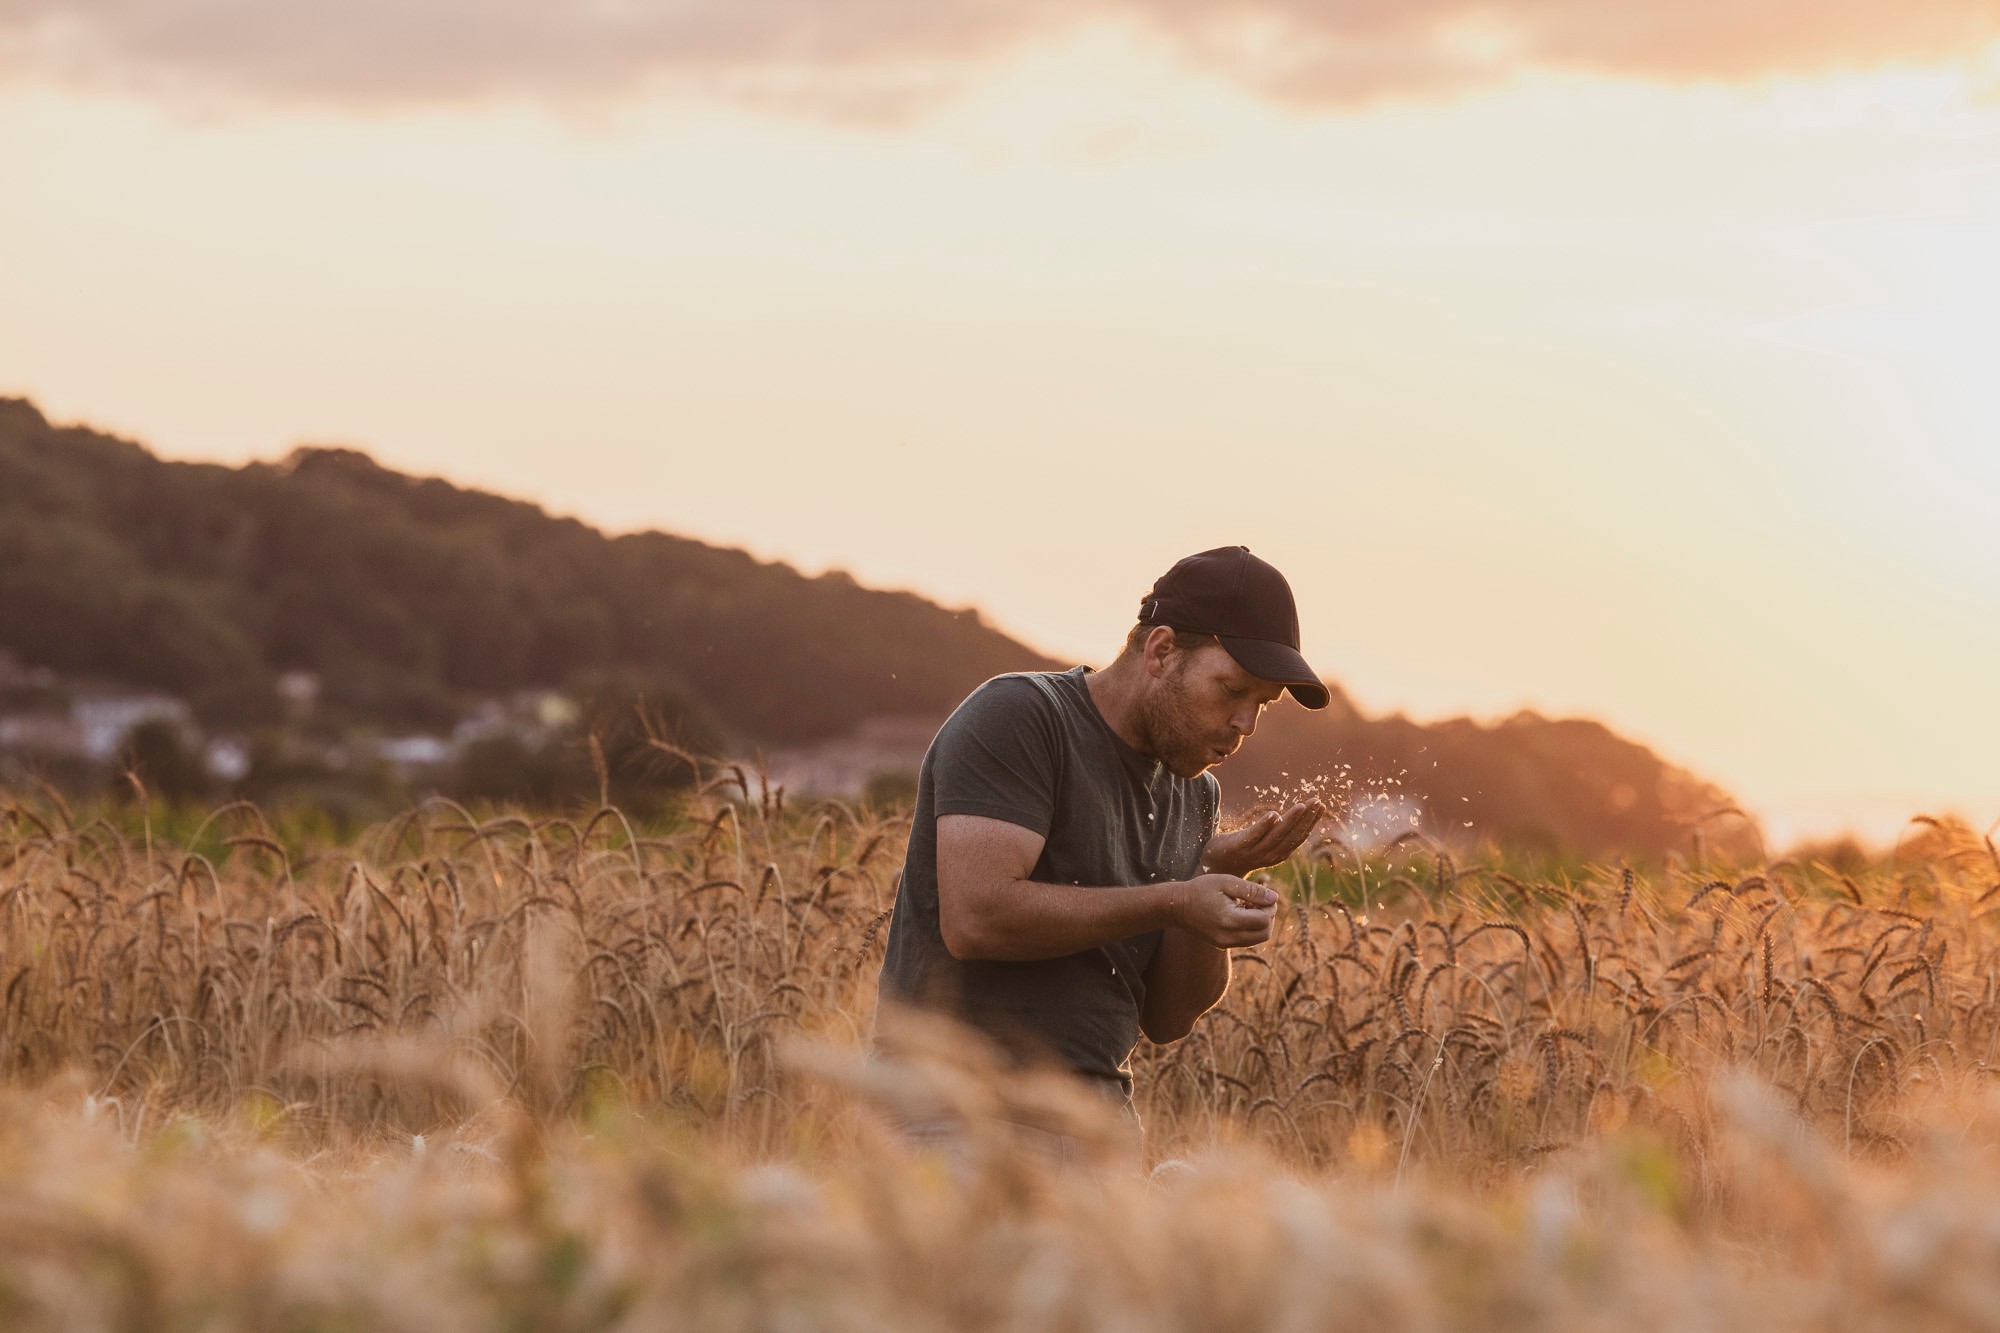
[1201,800,1326,879]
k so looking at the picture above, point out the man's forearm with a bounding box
[942,877,1184,962]
[1139,926,1230,1042]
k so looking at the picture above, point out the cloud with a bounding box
[3,0,1995,113]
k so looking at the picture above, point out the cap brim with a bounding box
[1215,635,1331,710]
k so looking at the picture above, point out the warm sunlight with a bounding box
[10,7,2000,1327]
[3,27,1997,849]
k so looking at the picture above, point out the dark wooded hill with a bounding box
[0,395,1746,853]
[0,396,1058,746]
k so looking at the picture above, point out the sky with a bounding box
[3,2,1999,847]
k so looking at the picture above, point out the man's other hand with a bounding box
[1174,874,1279,949]
[1201,800,1325,878]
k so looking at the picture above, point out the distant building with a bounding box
[0,666,197,765]
[454,690,578,747]
[376,735,453,768]
[0,714,84,755]
[276,671,321,713]
[204,737,252,783]
[69,692,193,761]
[532,693,581,729]
[763,716,939,798]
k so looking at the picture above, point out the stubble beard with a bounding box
[1140,667,1221,780]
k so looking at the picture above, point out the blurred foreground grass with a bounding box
[3,785,1999,1328]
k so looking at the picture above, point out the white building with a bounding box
[69,692,194,761]
[762,716,939,798]
[377,735,453,767]
[204,737,253,782]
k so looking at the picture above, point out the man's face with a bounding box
[1139,642,1284,779]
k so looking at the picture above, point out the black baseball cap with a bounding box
[1138,546,1329,709]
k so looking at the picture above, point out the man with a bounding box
[875,546,1330,1115]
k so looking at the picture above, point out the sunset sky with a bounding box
[4,2,1999,846]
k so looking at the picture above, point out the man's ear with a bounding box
[1140,625,1178,680]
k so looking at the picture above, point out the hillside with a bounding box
[0,396,1059,745]
[0,396,1746,852]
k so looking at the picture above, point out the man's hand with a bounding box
[1201,801,1326,879]
[1143,873,1278,1040]
[1173,873,1280,949]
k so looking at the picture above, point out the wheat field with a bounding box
[4,778,2000,1329]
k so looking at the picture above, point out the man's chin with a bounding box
[1167,750,1224,780]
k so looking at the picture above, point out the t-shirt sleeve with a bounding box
[929,677,1062,836]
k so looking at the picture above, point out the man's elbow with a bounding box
[940,916,990,961]
[1143,978,1229,1042]
[938,896,998,961]
[1141,1007,1198,1044]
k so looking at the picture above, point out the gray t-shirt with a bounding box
[877,667,1220,1099]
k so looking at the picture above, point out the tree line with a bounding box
[0,397,1055,750]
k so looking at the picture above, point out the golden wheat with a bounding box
[5,789,2000,1327]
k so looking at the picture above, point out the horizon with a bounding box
[5,388,1987,853]
[5,5,2000,849]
